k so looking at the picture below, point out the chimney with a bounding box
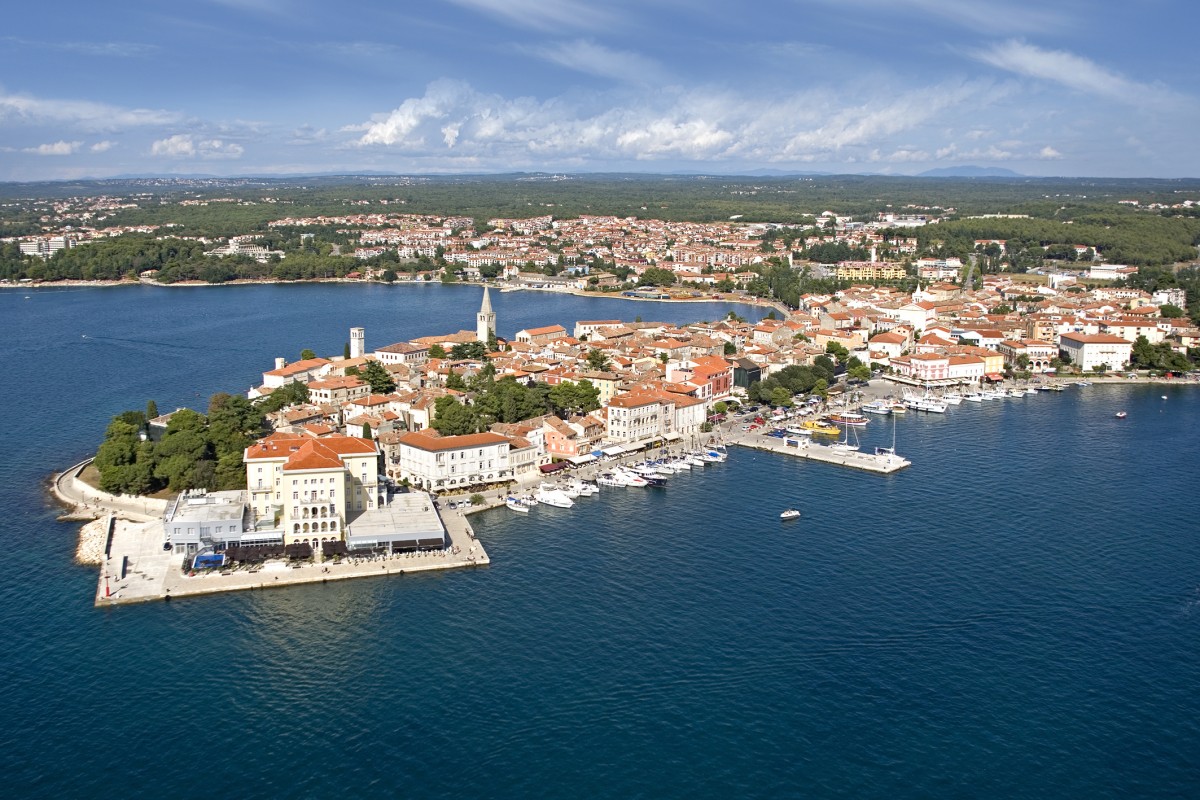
[275,357,286,370]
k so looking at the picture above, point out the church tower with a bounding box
[349,327,365,359]
[476,287,496,343]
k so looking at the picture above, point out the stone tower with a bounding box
[476,287,496,343]
[350,327,365,359]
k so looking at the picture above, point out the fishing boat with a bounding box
[801,419,841,436]
[505,496,531,513]
[962,391,984,402]
[780,509,801,520]
[827,411,869,426]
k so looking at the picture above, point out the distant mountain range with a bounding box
[916,166,1024,178]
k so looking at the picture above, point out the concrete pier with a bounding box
[94,500,488,607]
[730,432,911,474]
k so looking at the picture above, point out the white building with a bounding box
[604,393,664,444]
[375,342,429,366]
[1059,333,1133,372]
[163,489,252,555]
[394,431,512,492]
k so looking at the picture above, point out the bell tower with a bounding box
[477,287,496,343]
[349,327,365,359]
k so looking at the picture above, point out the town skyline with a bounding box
[4,1,1200,181]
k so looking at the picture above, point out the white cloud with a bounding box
[349,79,1019,168]
[23,140,82,156]
[824,0,1067,35]
[524,40,669,86]
[444,0,612,32]
[2,36,158,57]
[0,90,180,131]
[1039,145,1062,159]
[90,140,117,153]
[974,40,1184,108]
[934,143,1022,161]
[150,134,244,159]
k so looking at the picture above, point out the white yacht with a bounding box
[533,486,575,508]
[903,394,947,413]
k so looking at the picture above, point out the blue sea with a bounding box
[1,284,1197,798]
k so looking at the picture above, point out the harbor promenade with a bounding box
[93,502,488,607]
[52,460,489,607]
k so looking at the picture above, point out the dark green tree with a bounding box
[549,379,600,415]
[257,381,310,413]
[361,360,396,394]
[585,348,612,371]
[153,409,211,491]
[431,396,482,435]
[450,340,488,360]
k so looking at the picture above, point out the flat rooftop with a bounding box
[345,491,445,545]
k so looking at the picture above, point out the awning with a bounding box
[540,461,571,473]
[663,432,683,441]
[567,454,597,465]
[601,445,625,456]
[984,372,1005,381]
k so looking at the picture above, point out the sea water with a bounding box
[0,285,1196,798]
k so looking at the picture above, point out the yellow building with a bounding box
[835,261,908,281]
[244,432,381,547]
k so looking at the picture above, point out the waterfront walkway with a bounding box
[53,458,168,523]
[94,499,488,607]
[52,459,490,607]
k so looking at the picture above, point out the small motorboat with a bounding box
[1115,411,1127,419]
[505,496,531,513]
[780,508,801,520]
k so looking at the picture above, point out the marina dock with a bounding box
[729,432,911,474]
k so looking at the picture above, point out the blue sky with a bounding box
[2,0,1198,180]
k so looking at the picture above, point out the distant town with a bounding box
[19,178,1197,601]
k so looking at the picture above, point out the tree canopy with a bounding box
[93,396,265,496]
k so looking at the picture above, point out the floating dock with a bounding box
[730,433,911,474]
